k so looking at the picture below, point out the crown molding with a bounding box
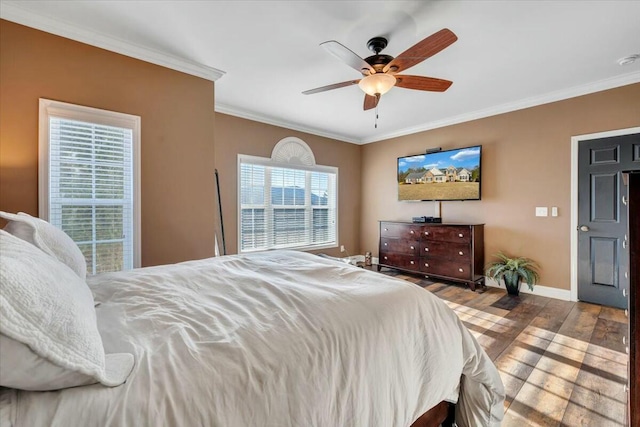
[5,0,636,142]
[219,71,640,145]
[0,1,225,82]
[215,103,358,144]
[361,71,640,144]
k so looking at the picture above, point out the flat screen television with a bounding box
[397,145,481,201]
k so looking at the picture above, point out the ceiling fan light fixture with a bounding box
[358,73,396,96]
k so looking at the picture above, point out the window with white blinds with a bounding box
[39,99,140,274]
[239,155,337,253]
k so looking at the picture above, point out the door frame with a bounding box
[570,126,640,302]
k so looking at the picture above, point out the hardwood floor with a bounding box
[384,270,629,427]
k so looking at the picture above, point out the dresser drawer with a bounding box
[420,225,455,240]
[433,226,472,243]
[380,238,420,255]
[380,223,422,239]
[379,252,419,271]
[420,259,472,280]
[420,241,471,261]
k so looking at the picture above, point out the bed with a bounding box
[0,214,504,427]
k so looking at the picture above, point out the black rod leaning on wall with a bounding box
[215,169,227,255]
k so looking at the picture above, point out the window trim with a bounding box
[237,153,339,254]
[38,98,141,268]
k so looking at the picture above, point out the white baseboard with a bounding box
[341,254,365,264]
[352,254,365,263]
[484,278,571,301]
[368,259,572,302]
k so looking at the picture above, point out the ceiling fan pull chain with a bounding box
[375,104,379,128]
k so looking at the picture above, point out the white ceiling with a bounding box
[2,1,640,144]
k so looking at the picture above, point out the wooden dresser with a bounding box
[378,221,484,290]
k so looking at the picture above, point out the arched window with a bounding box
[238,137,338,252]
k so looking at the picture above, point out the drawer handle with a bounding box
[458,233,464,238]
[458,268,464,272]
[424,248,429,252]
[410,261,415,265]
[384,256,388,260]
[410,230,414,234]
[410,246,415,250]
[384,242,388,246]
[623,336,626,345]
[626,346,629,355]
[384,228,388,231]
[424,263,429,267]
[458,251,464,256]
[424,231,430,236]
[625,309,628,317]
[623,289,627,297]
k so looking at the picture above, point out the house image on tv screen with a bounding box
[397,146,481,201]
[405,166,472,184]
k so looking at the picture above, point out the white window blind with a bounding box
[239,157,337,252]
[39,99,140,274]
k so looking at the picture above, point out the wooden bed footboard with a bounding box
[410,401,455,427]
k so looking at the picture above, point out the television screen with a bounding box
[397,145,481,201]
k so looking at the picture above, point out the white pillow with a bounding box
[0,230,133,390]
[0,334,98,390]
[0,211,87,279]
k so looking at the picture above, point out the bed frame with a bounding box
[410,401,455,427]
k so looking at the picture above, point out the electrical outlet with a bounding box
[340,245,345,253]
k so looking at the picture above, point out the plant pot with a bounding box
[504,275,521,296]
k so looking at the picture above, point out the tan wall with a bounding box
[3,18,638,286]
[0,20,216,267]
[361,83,640,290]
[214,113,361,257]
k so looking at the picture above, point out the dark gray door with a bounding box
[578,133,640,308]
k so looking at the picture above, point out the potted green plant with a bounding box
[485,252,540,296]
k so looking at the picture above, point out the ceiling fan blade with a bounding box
[302,80,359,95]
[321,40,375,75]
[394,75,453,92]
[383,28,458,73]
[363,94,379,111]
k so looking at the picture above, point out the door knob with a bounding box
[578,225,590,232]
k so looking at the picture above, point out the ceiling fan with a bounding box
[302,28,458,111]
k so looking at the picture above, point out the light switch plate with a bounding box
[551,206,558,217]
[535,207,548,217]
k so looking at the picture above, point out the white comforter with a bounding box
[2,250,504,426]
